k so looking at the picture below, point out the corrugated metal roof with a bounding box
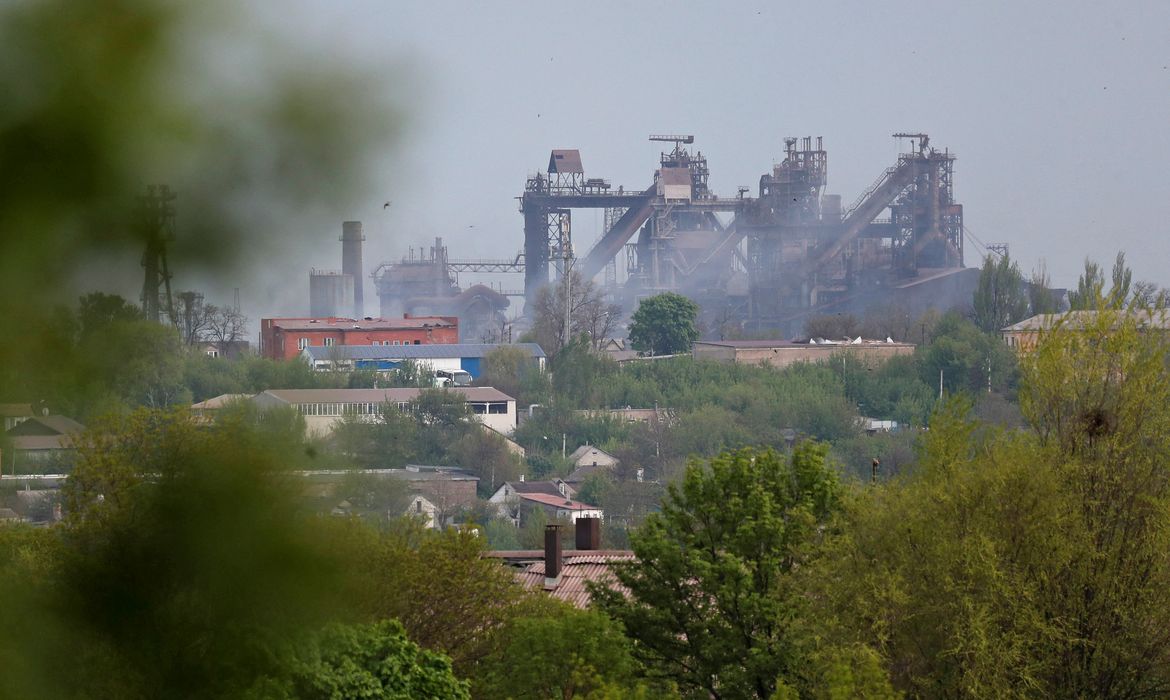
[548,149,583,174]
[304,342,546,362]
[513,554,634,608]
[265,317,456,332]
[257,386,515,404]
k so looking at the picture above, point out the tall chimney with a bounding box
[575,516,601,550]
[341,221,365,318]
[543,524,562,588]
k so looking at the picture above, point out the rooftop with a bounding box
[256,386,515,405]
[264,316,456,332]
[696,338,914,348]
[303,342,545,362]
[1002,309,1170,333]
[511,553,634,608]
[517,492,600,511]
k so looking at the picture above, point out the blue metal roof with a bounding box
[304,343,546,362]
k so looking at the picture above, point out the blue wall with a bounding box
[461,357,481,378]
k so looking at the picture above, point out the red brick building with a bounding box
[259,314,459,360]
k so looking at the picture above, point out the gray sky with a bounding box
[239,0,1169,315]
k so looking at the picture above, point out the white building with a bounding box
[251,386,517,436]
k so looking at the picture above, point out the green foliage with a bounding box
[628,292,700,356]
[973,253,1029,333]
[593,445,842,699]
[35,409,347,698]
[818,308,1170,697]
[473,606,665,700]
[917,311,1017,396]
[262,620,469,700]
[478,346,551,407]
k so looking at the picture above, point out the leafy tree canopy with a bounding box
[628,292,700,356]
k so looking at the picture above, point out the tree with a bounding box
[820,308,1170,697]
[1069,257,1107,310]
[973,253,1029,333]
[477,345,551,407]
[170,290,211,346]
[1029,261,1060,315]
[627,292,699,356]
[267,620,470,700]
[530,271,620,355]
[592,444,843,699]
[473,605,663,700]
[204,302,248,354]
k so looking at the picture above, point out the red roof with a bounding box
[517,493,600,511]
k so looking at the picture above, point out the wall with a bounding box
[736,344,914,369]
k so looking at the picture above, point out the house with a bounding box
[693,338,915,369]
[259,314,459,361]
[517,493,604,524]
[0,404,33,432]
[251,386,517,436]
[565,444,620,486]
[384,465,479,514]
[301,342,546,377]
[1001,310,1170,353]
[488,479,580,525]
[484,518,632,608]
[5,414,85,468]
[568,445,619,470]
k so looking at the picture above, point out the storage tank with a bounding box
[309,269,354,317]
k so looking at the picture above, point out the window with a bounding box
[470,403,487,415]
[393,340,401,346]
[324,337,335,347]
[413,340,421,345]
[488,402,508,414]
[206,349,219,358]
[298,337,309,351]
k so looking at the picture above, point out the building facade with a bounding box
[693,338,915,369]
[259,314,459,361]
[301,342,546,378]
[251,386,517,436]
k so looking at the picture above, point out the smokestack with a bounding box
[341,221,365,318]
[543,524,562,589]
[575,516,600,550]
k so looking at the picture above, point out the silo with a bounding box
[341,221,365,318]
[309,270,354,317]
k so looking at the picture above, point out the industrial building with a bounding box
[693,338,915,369]
[371,132,978,337]
[258,315,459,361]
[308,221,368,318]
[251,386,517,436]
[300,342,546,377]
[371,238,512,342]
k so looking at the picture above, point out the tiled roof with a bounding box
[304,342,546,361]
[513,553,634,608]
[518,493,600,511]
[256,386,514,405]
